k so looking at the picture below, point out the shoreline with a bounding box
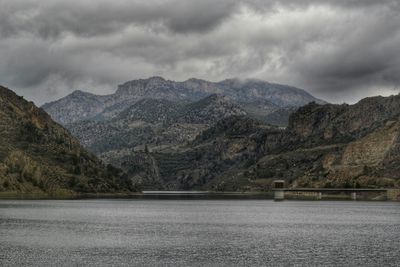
[0,190,398,201]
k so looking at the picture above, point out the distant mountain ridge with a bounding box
[42,76,326,125]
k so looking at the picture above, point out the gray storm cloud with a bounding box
[0,0,399,104]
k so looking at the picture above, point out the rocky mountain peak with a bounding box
[70,89,91,97]
[185,78,208,83]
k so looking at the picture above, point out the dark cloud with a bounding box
[0,0,238,38]
[0,0,399,104]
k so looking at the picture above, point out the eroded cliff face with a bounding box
[314,119,399,188]
[341,120,398,167]
[250,96,400,190]
[289,94,400,143]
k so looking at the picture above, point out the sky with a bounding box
[0,0,399,105]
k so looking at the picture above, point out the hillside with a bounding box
[0,85,136,196]
[42,77,325,125]
[68,94,246,155]
[107,116,276,190]
[117,95,400,191]
[116,98,184,124]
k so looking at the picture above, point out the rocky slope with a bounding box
[251,95,400,190]
[42,76,325,125]
[105,116,276,190]
[0,85,136,196]
[68,94,246,155]
[120,95,400,191]
[289,95,400,143]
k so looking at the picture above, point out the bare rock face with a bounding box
[289,94,400,143]
[254,95,400,189]
[310,119,400,188]
[341,120,399,167]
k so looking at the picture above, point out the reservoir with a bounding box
[0,199,399,266]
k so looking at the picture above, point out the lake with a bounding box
[0,199,399,266]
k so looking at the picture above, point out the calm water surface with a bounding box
[0,199,399,266]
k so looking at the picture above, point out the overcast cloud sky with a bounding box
[0,0,399,105]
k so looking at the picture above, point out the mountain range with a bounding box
[41,77,400,191]
[2,76,399,195]
[42,77,325,125]
[41,77,326,189]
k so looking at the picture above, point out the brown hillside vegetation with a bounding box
[0,85,137,197]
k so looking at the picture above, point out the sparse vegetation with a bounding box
[0,85,138,196]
